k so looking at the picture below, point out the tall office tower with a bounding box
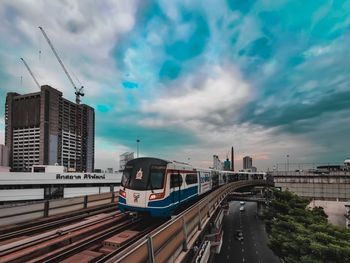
[5,85,94,172]
[231,147,234,171]
[243,156,253,169]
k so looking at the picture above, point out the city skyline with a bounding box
[0,1,350,170]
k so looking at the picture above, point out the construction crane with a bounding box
[38,26,84,104]
[20,58,41,89]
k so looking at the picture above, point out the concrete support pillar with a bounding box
[44,200,50,217]
[83,195,88,209]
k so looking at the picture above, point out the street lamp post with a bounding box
[287,154,290,172]
[136,139,140,158]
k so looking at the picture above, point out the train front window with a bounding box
[148,165,166,190]
[122,158,167,190]
[121,165,132,187]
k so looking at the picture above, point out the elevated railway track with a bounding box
[0,180,268,263]
[107,180,267,263]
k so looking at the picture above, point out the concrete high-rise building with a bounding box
[5,85,95,172]
[213,155,224,170]
[119,152,134,171]
[231,147,234,171]
[243,156,252,169]
[0,144,9,167]
[223,158,231,171]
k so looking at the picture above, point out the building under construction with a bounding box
[5,85,94,172]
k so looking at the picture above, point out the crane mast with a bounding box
[20,58,41,89]
[38,26,84,104]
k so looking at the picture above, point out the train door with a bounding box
[170,172,182,204]
[177,172,182,202]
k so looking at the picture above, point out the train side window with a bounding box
[170,174,183,188]
[185,174,198,185]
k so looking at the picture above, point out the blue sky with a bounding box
[0,0,350,170]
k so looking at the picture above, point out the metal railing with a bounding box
[0,192,118,227]
[106,180,266,263]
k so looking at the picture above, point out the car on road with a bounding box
[235,230,243,241]
[240,206,245,212]
[240,201,245,205]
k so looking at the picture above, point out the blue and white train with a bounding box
[118,157,265,217]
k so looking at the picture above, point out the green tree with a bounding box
[263,189,350,263]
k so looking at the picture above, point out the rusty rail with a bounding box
[106,180,266,263]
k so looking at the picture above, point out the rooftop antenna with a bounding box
[38,26,84,104]
[20,58,41,89]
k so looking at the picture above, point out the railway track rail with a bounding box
[34,217,145,263]
[94,219,166,263]
[0,203,118,244]
[0,211,166,263]
[0,211,128,263]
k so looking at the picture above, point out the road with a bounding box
[214,201,280,263]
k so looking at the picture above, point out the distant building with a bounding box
[0,144,9,167]
[223,158,231,171]
[119,152,134,171]
[345,159,350,168]
[231,147,234,171]
[317,159,350,171]
[213,155,224,170]
[5,85,95,172]
[243,156,253,169]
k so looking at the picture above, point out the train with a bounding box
[118,157,265,217]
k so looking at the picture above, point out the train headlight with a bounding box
[119,189,126,198]
[149,192,164,200]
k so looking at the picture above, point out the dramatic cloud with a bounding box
[141,65,251,124]
[1,0,350,170]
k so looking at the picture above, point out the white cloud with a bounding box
[0,0,139,100]
[303,44,333,58]
[138,63,324,171]
[141,64,252,122]
[94,137,132,171]
[160,120,323,171]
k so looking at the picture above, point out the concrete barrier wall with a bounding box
[111,180,266,263]
[0,192,118,227]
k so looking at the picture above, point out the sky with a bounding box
[0,0,350,171]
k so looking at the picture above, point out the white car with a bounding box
[240,201,245,205]
[235,230,244,241]
[240,206,245,212]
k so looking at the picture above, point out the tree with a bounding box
[263,189,350,263]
